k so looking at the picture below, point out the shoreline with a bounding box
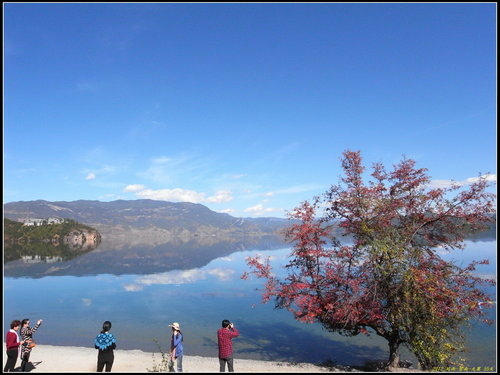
[1,343,430,373]
[2,344,336,373]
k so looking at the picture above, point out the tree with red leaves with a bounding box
[243,150,496,370]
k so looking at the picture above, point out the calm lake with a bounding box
[3,237,496,369]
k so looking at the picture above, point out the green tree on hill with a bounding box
[4,217,101,262]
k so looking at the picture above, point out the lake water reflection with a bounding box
[3,238,496,368]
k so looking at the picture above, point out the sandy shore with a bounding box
[2,344,335,373]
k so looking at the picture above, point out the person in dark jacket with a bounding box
[94,321,116,372]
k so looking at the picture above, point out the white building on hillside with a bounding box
[22,217,66,226]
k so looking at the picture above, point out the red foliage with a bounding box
[243,150,496,365]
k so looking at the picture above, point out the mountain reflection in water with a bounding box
[3,235,286,278]
[4,240,99,264]
[3,239,495,368]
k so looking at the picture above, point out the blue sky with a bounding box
[4,3,497,218]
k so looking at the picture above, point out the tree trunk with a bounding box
[387,338,400,369]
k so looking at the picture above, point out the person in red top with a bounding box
[217,319,239,372]
[4,320,27,372]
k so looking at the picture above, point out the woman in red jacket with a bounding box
[4,320,27,372]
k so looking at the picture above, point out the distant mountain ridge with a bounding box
[3,199,290,239]
[4,200,495,243]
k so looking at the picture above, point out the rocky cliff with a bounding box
[62,229,101,250]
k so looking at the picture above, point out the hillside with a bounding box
[3,199,495,243]
[4,217,101,263]
[3,199,290,241]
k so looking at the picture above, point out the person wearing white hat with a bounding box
[168,322,184,372]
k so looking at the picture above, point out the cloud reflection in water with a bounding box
[124,267,235,291]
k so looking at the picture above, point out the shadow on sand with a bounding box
[13,361,42,372]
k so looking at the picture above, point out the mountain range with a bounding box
[4,199,495,246]
[3,199,290,243]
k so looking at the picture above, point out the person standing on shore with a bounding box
[217,319,239,372]
[94,321,116,372]
[168,322,184,372]
[4,320,27,372]
[20,318,43,372]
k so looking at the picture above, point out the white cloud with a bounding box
[465,174,496,184]
[85,173,96,180]
[206,268,234,281]
[82,298,92,306]
[123,284,144,292]
[136,188,207,203]
[244,203,282,216]
[429,174,497,189]
[218,208,235,214]
[130,187,233,204]
[429,180,458,189]
[124,184,146,192]
[206,190,233,203]
[245,204,266,213]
